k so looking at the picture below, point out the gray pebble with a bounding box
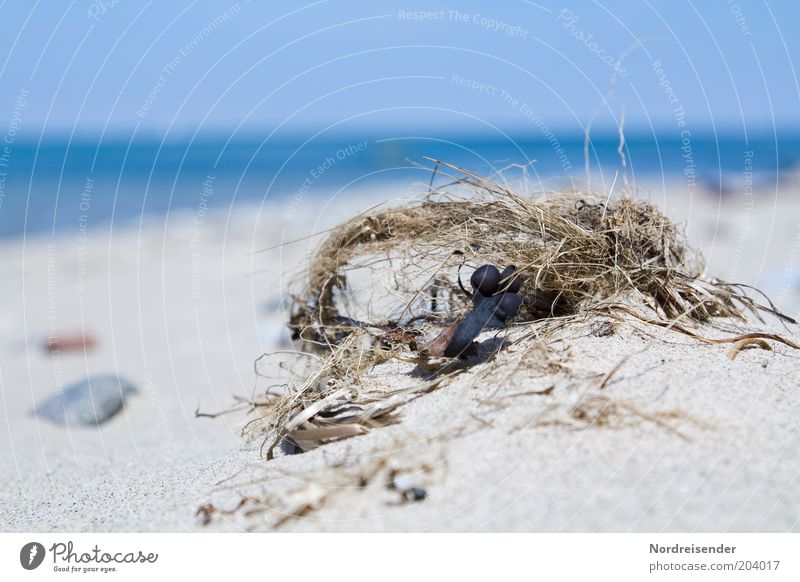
[32,375,137,426]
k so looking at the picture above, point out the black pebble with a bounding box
[500,266,523,293]
[498,292,522,320]
[470,264,501,296]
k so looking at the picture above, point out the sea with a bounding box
[0,130,798,238]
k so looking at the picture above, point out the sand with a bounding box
[1,180,799,532]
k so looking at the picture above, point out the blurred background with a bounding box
[0,0,798,237]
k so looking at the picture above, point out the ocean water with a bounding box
[0,130,798,238]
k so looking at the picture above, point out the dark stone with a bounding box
[470,264,501,296]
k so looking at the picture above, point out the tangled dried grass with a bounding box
[198,440,441,529]
[243,162,795,458]
[291,162,777,335]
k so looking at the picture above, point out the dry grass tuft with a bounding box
[199,441,441,529]
[243,163,796,458]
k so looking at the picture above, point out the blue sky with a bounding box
[0,0,798,138]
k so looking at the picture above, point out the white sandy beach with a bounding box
[1,180,799,532]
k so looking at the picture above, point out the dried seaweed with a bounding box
[729,337,773,360]
[244,163,796,457]
[200,444,441,529]
[532,391,709,441]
